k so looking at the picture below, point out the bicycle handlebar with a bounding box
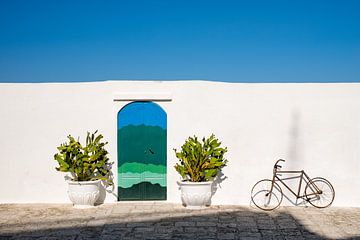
[274,159,285,169]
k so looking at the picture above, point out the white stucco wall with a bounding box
[0,81,359,207]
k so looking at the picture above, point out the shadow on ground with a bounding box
[0,204,359,240]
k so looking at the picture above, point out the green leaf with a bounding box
[53,131,113,183]
[174,134,228,182]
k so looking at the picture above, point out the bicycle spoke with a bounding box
[251,179,283,211]
[305,178,335,208]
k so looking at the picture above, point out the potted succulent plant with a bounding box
[54,130,113,208]
[174,134,228,209]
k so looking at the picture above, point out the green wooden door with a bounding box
[117,102,167,200]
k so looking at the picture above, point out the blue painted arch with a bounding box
[117,101,166,130]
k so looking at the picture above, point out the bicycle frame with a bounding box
[270,169,322,200]
[270,170,316,198]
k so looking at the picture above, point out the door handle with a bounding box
[144,149,155,154]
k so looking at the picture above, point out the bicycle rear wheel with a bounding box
[305,177,335,208]
[251,179,283,211]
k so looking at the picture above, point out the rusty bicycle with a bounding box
[251,159,335,211]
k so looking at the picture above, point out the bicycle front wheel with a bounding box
[251,179,283,211]
[305,177,335,208]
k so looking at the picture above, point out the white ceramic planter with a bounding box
[179,181,213,209]
[67,180,100,208]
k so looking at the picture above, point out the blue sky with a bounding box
[0,0,359,83]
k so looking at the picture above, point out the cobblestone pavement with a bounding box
[0,203,359,240]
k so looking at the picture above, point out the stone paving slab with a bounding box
[0,203,359,239]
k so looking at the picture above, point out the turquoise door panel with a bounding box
[117,102,167,201]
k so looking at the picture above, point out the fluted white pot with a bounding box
[67,180,100,208]
[179,181,213,209]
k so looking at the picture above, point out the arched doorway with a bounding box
[117,101,167,200]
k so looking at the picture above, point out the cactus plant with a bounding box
[174,134,228,182]
[54,130,113,184]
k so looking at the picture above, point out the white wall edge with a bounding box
[113,92,172,101]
